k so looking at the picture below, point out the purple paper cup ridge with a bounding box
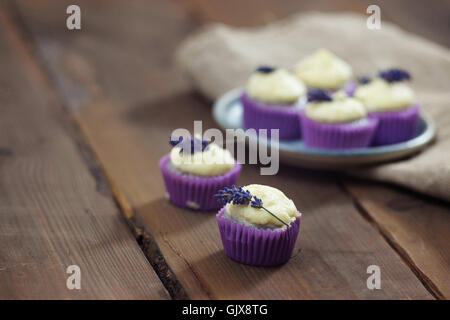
[368,104,420,145]
[300,111,378,150]
[241,92,305,140]
[216,206,301,266]
[159,154,242,211]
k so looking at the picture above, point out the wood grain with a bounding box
[344,180,450,299]
[10,0,439,299]
[0,3,169,299]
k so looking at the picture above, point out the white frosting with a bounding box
[305,91,366,123]
[354,78,415,112]
[294,49,352,89]
[247,68,306,104]
[226,184,298,227]
[170,143,235,176]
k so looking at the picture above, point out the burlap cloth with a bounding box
[176,12,450,201]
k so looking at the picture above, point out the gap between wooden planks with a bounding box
[0,5,169,299]
[10,0,447,299]
[342,180,449,299]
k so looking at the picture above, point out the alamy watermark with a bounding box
[66,265,81,290]
[366,5,381,30]
[367,265,381,290]
[66,4,380,31]
[66,5,81,30]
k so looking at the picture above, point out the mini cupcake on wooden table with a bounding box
[241,66,306,140]
[159,136,242,211]
[294,49,356,96]
[215,184,301,266]
[354,68,419,145]
[300,89,378,149]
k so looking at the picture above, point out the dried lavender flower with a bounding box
[256,65,276,73]
[215,185,289,227]
[307,88,332,102]
[379,68,411,83]
[169,136,211,154]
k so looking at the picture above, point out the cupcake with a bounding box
[215,184,301,266]
[294,49,356,96]
[354,68,419,145]
[159,136,242,210]
[241,66,307,140]
[300,89,378,149]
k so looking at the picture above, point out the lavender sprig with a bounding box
[214,185,289,227]
[379,68,411,83]
[307,88,332,102]
[170,136,210,154]
[256,65,276,73]
[215,186,252,205]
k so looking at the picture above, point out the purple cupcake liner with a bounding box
[300,112,378,149]
[159,154,242,211]
[216,206,301,266]
[368,104,420,145]
[241,92,305,140]
[343,80,358,97]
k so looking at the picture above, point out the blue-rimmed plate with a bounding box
[212,88,436,169]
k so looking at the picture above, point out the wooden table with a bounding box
[1,0,449,300]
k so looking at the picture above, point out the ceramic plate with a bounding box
[212,88,436,169]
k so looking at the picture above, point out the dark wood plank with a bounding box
[343,180,450,299]
[11,0,435,299]
[365,0,450,48]
[171,0,366,26]
[0,3,169,299]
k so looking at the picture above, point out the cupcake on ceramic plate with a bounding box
[294,48,356,96]
[215,184,301,266]
[159,136,242,211]
[300,89,378,149]
[354,68,419,145]
[241,66,307,140]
